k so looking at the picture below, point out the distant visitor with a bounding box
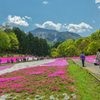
[80,52,85,67]
[96,48,100,69]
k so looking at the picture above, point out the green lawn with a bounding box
[0,54,26,57]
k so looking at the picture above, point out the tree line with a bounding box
[0,24,50,56]
[51,29,100,57]
[1,23,100,57]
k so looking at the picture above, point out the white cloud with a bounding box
[22,17,25,20]
[93,21,95,23]
[43,1,49,5]
[25,16,31,19]
[6,15,29,27]
[35,21,62,30]
[95,0,100,3]
[98,6,100,9]
[63,22,92,33]
[35,21,92,33]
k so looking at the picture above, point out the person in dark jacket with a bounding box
[80,52,85,67]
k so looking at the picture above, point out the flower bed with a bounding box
[0,65,14,71]
[0,59,78,100]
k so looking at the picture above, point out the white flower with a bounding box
[39,96,45,100]
[62,96,70,100]
[62,93,70,100]
[49,95,55,100]
[34,98,39,100]
[26,97,30,100]
[55,98,59,100]
[71,93,76,99]
[0,94,10,100]
[12,97,17,99]
[63,93,67,96]
[57,94,62,97]
[35,95,40,98]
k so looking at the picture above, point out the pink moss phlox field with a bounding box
[64,55,98,64]
[48,70,66,77]
[45,59,69,66]
[0,76,23,82]
[0,65,14,71]
[0,59,76,96]
[65,55,99,64]
[85,55,99,64]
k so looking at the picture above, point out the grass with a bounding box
[0,54,26,57]
[67,59,100,100]
[0,59,100,100]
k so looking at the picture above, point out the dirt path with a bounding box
[72,59,100,78]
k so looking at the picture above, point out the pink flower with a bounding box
[68,79,74,83]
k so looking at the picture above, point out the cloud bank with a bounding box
[7,15,29,26]
[35,21,92,33]
[95,0,100,3]
[63,22,93,33]
[35,21,62,30]
[98,6,100,9]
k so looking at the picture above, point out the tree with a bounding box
[0,30,11,52]
[51,42,62,48]
[51,48,58,57]
[12,27,27,53]
[26,32,35,54]
[87,41,100,55]
[57,39,73,56]
[3,23,12,34]
[91,30,100,40]
[74,38,85,48]
[66,45,77,57]
[8,32,19,52]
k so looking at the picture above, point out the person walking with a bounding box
[0,59,1,65]
[80,52,85,67]
[96,48,100,69]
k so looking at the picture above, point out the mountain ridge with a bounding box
[28,28,82,44]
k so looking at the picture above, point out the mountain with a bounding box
[28,28,82,44]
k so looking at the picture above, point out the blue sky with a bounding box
[0,0,100,37]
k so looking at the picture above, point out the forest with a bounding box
[51,29,100,57]
[0,23,100,57]
[0,24,50,56]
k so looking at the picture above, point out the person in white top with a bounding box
[94,58,98,65]
[96,48,100,69]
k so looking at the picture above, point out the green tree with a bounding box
[8,32,19,52]
[12,27,27,53]
[3,23,12,34]
[91,30,100,40]
[87,41,100,55]
[26,32,35,54]
[51,48,58,57]
[66,45,77,57]
[0,30,11,52]
[57,39,73,56]
[74,38,85,48]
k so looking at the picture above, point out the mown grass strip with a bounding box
[67,59,100,100]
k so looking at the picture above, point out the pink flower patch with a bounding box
[48,71,66,77]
